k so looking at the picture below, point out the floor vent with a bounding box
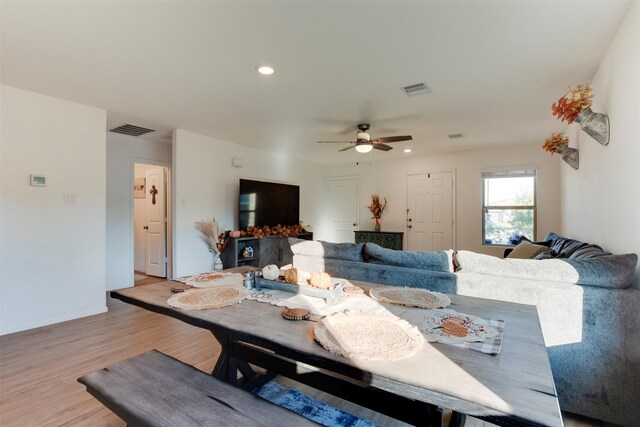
[448,133,464,139]
[110,124,155,137]
[402,82,431,97]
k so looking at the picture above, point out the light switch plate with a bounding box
[30,174,46,187]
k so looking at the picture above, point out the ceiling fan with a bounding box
[317,124,412,153]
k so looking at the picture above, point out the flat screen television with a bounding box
[239,179,300,229]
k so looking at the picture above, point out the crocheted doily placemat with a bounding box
[369,287,451,309]
[167,287,247,310]
[184,272,244,288]
[314,310,423,361]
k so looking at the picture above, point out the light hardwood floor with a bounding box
[133,272,166,287]
[0,293,605,427]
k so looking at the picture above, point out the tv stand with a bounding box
[221,232,313,269]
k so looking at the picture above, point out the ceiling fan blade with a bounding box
[338,145,356,152]
[371,135,413,143]
[317,140,354,144]
[373,144,393,151]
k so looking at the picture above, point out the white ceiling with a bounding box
[1,1,630,164]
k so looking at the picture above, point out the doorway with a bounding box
[407,172,454,251]
[134,162,170,283]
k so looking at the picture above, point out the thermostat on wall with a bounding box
[30,174,47,187]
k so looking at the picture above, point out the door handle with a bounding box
[353,223,357,226]
[143,226,149,230]
[407,225,413,229]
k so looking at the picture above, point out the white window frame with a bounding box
[481,169,537,247]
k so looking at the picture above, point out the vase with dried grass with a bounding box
[195,218,228,270]
[368,194,387,232]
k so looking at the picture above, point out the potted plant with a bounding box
[543,133,579,170]
[552,84,609,145]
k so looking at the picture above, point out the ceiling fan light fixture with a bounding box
[355,144,373,153]
[256,65,275,75]
[357,132,370,141]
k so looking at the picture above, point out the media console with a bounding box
[221,232,313,269]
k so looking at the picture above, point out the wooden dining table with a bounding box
[111,273,563,427]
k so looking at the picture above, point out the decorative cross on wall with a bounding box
[150,185,158,205]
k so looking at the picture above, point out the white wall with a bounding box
[106,133,172,290]
[318,143,561,258]
[172,129,324,277]
[562,2,640,288]
[0,85,107,335]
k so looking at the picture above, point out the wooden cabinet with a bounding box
[221,233,313,268]
[354,231,404,250]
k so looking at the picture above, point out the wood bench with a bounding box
[77,350,318,426]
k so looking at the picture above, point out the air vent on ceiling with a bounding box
[110,124,155,137]
[402,82,431,97]
[448,133,464,139]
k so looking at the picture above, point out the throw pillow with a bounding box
[507,241,549,259]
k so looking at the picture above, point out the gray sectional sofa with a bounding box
[288,235,639,426]
[289,239,457,293]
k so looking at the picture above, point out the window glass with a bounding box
[482,172,535,246]
[484,177,534,206]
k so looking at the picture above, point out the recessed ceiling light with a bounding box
[404,148,412,153]
[256,65,275,75]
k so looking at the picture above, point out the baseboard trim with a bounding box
[0,306,108,336]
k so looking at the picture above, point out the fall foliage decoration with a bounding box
[552,84,593,124]
[542,133,570,154]
[198,221,309,248]
[236,223,307,239]
[368,194,387,225]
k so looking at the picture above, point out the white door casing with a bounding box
[145,167,166,277]
[325,176,359,243]
[407,172,453,251]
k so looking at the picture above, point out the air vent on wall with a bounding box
[109,124,155,137]
[448,133,464,139]
[402,82,431,97]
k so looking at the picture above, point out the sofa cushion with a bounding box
[507,241,550,259]
[562,254,638,289]
[455,250,579,284]
[288,238,364,262]
[363,243,451,272]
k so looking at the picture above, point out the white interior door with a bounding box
[145,167,166,277]
[325,177,359,243]
[407,174,429,252]
[407,172,453,251]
